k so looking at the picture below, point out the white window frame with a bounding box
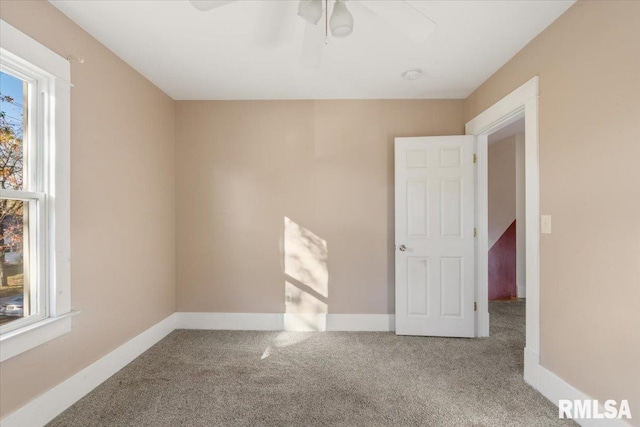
[0,19,73,362]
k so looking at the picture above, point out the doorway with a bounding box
[465,76,540,387]
[487,118,525,301]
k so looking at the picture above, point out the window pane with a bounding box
[0,71,27,191]
[0,198,28,325]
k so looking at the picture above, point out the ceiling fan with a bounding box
[189,0,436,68]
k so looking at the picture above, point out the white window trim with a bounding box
[0,19,74,362]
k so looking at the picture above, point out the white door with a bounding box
[395,136,475,337]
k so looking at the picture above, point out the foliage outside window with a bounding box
[0,71,29,328]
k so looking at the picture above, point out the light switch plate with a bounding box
[541,215,552,234]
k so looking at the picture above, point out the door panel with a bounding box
[440,179,462,237]
[441,257,463,317]
[407,256,429,316]
[407,180,428,237]
[395,136,475,337]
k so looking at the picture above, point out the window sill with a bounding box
[0,310,80,362]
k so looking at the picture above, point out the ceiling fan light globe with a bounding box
[298,0,323,25]
[331,25,353,38]
[330,0,353,38]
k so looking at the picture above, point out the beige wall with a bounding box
[2,0,638,421]
[0,0,176,417]
[488,135,516,249]
[176,100,464,314]
[466,0,640,416]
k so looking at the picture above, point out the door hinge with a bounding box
[473,227,477,237]
[473,154,477,163]
[474,302,477,311]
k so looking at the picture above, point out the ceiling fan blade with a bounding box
[300,21,325,69]
[359,0,436,43]
[189,0,237,12]
[253,1,295,48]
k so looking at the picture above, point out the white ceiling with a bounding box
[49,0,575,100]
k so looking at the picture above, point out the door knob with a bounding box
[399,245,407,251]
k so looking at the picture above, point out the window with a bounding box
[1,69,44,331]
[0,19,71,361]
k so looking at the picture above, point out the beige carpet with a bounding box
[48,301,575,426]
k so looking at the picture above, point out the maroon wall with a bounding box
[489,220,517,300]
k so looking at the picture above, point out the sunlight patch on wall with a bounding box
[283,217,328,331]
[284,217,328,297]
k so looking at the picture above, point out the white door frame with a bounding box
[465,76,540,386]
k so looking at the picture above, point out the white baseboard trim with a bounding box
[176,312,283,331]
[532,359,632,427]
[284,313,326,331]
[0,313,177,427]
[327,314,395,331]
[176,312,395,332]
